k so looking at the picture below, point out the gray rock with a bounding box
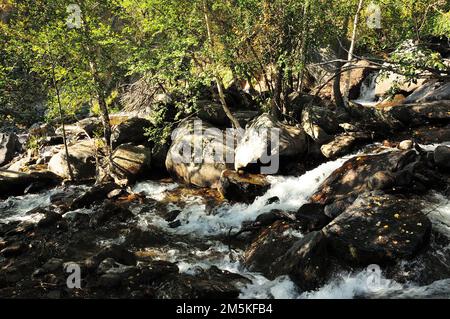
[0,133,19,166]
[323,193,431,265]
[434,145,450,170]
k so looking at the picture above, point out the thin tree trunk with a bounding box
[298,0,310,92]
[46,37,74,181]
[203,0,241,129]
[50,61,75,182]
[334,15,350,111]
[344,0,364,99]
[271,64,283,119]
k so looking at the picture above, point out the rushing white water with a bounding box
[133,156,350,237]
[2,143,449,299]
[0,189,56,223]
[353,72,379,107]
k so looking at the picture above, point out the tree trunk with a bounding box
[203,0,241,129]
[334,15,350,111]
[298,0,310,92]
[50,61,75,182]
[343,0,364,99]
[271,64,284,119]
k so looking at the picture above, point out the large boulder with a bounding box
[110,144,151,186]
[434,145,450,171]
[48,140,97,180]
[320,132,372,159]
[271,231,329,291]
[234,113,308,174]
[301,106,341,144]
[217,170,270,203]
[311,151,414,210]
[386,100,450,125]
[374,71,426,97]
[0,133,19,166]
[196,100,230,127]
[165,118,234,188]
[323,193,432,265]
[111,117,152,148]
[244,220,303,277]
[0,169,60,198]
[404,80,450,104]
[56,117,102,139]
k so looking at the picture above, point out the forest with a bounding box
[0,0,450,299]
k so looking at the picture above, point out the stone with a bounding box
[320,132,372,159]
[165,118,234,187]
[434,145,450,170]
[235,113,308,173]
[323,193,432,265]
[244,220,303,277]
[217,170,270,203]
[0,133,19,166]
[398,140,413,150]
[110,143,151,186]
[48,140,97,180]
[295,203,330,232]
[301,105,341,144]
[111,117,152,148]
[271,231,329,291]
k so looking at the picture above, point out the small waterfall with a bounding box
[353,72,378,106]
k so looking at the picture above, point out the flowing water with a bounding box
[353,72,379,107]
[1,145,449,299]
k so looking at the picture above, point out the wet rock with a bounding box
[266,196,280,205]
[153,266,246,299]
[85,245,136,271]
[70,183,119,209]
[48,140,97,180]
[42,258,64,273]
[398,140,413,150]
[166,118,234,187]
[218,170,270,203]
[98,273,122,288]
[89,201,134,228]
[320,132,372,159]
[0,243,27,258]
[0,133,19,166]
[110,143,151,186]
[137,260,179,284]
[413,125,450,144]
[311,150,415,205]
[244,220,302,277]
[37,210,62,228]
[323,193,432,265]
[323,195,357,219]
[107,188,125,199]
[168,220,181,228]
[367,171,396,191]
[295,203,330,232]
[111,117,152,148]
[235,113,308,173]
[164,210,181,222]
[271,231,329,291]
[434,145,450,170]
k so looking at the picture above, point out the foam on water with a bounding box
[158,156,350,236]
[132,180,179,200]
[0,189,56,223]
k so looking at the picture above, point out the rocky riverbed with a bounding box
[0,141,449,299]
